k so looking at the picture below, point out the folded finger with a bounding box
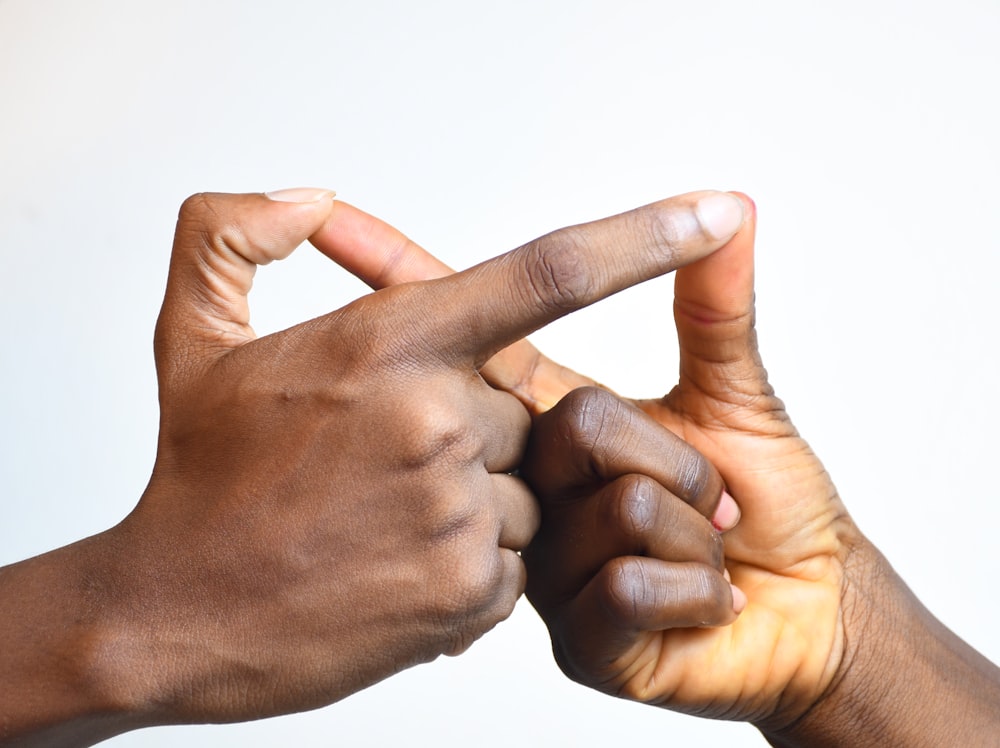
[523,387,724,520]
[491,473,541,552]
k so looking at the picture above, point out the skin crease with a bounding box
[311,196,1000,746]
[0,188,747,746]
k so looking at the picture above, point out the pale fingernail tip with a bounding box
[712,489,741,532]
[731,584,748,614]
[265,187,336,203]
[695,192,745,241]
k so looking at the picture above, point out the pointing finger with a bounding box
[414,190,746,368]
[310,200,599,412]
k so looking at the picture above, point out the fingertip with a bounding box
[726,191,757,221]
[730,584,748,615]
[694,191,747,241]
[712,490,741,533]
[264,187,336,203]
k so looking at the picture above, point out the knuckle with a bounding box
[674,447,715,504]
[425,490,479,546]
[687,566,732,625]
[603,474,661,543]
[596,557,649,627]
[395,398,480,471]
[177,192,214,225]
[432,549,510,637]
[517,230,595,313]
[175,192,252,265]
[176,192,225,243]
[555,386,622,449]
[634,203,697,262]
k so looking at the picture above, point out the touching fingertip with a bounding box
[265,187,336,203]
[712,490,741,532]
[695,192,745,241]
[730,584,747,615]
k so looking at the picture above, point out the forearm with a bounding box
[759,545,1000,747]
[0,533,145,747]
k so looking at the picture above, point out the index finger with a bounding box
[417,190,746,367]
[309,201,600,412]
[522,387,725,520]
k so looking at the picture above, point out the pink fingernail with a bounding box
[695,192,745,240]
[731,584,747,614]
[265,187,336,203]
[712,490,741,532]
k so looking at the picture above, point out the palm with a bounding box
[626,395,848,722]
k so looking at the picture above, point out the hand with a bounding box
[518,385,747,694]
[312,195,1000,744]
[0,187,745,746]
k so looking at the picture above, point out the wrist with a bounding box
[0,530,155,746]
[758,542,1000,747]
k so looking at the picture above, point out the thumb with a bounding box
[669,194,781,428]
[154,189,335,387]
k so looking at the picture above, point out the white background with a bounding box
[1,1,998,745]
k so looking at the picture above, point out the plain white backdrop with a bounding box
[1,1,998,745]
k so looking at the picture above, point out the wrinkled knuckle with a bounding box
[556,386,621,447]
[640,204,697,261]
[597,557,649,627]
[175,192,252,265]
[519,231,595,313]
[177,192,214,226]
[676,449,714,502]
[693,567,731,623]
[425,490,479,546]
[437,551,506,626]
[396,400,479,470]
[604,474,660,542]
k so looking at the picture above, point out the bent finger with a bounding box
[490,473,541,552]
[536,558,739,681]
[156,189,335,386]
[529,475,726,600]
[523,387,725,519]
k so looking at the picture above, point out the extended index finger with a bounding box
[416,190,746,368]
[309,201,600,412]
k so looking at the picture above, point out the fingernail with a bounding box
[712,490,741,532]
[695,192,745,241]
[265,187,336,203]
[730,584,747,614]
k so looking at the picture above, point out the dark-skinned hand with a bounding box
[0,187,745,746]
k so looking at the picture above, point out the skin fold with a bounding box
[311,196,1000,746]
